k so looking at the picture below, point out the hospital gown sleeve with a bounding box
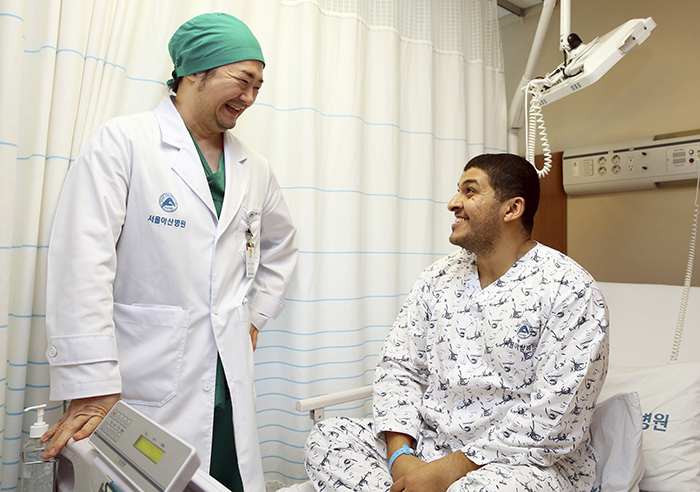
[462,282,609,468]
[373,274,433,441]
[246,168,298,330]
[45,121,130,401]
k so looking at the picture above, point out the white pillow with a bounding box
[590,392,644,492]
[598,362,700,492]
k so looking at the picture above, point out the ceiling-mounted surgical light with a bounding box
[535,16,656,107]
[507,0,656,177]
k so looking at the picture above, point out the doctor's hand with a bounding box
[250,324,259,351]
[390,451,481,492]
[41,393,121,459]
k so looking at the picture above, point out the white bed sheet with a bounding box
[597,282,700,366]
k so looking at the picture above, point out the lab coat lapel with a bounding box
[217,132,249,237]
[155,98,218,218]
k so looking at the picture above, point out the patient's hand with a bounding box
[390,451,481,492]
[390,454,428,483]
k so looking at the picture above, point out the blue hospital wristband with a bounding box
[388,444,415,470]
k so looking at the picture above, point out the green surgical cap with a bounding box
[168,12,265,86]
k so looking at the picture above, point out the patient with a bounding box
[304,153,609,492]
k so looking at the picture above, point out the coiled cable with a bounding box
[524,80,553,178]
[670,162,700,362]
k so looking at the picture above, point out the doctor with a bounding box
[43,13,298,492]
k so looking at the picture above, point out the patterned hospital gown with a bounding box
[305,244,609,492]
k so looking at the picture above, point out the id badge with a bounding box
[246,244,255,278]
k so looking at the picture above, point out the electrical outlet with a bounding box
[563,133,700,195]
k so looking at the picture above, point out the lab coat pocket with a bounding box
[113,302,190,407]
[226,303,257,411]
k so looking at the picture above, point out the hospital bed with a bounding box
[282,282,700,492]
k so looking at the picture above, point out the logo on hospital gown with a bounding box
[159,193,178,212]
[517,322,537,339]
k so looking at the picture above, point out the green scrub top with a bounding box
[189,132,244,492]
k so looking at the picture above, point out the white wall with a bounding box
[500,0,700,286]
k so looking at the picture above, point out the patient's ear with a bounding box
[502,197,525,224]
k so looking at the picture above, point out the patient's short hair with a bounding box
[464,153,540,235]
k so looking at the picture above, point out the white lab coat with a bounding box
[46,97,298,492]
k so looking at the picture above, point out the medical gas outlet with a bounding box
[563,132,700,196]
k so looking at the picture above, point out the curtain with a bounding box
[0,0,506,489]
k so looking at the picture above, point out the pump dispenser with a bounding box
[20,404,56,492]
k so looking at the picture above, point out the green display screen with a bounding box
[134,435,165,464]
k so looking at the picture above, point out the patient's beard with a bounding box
[449,205,501,257]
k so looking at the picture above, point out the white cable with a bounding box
[670,163,700,362]
[524,80,553,178]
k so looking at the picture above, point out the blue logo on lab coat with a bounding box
[159,193,178,212]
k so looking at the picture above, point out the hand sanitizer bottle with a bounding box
[20,404,56,492]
